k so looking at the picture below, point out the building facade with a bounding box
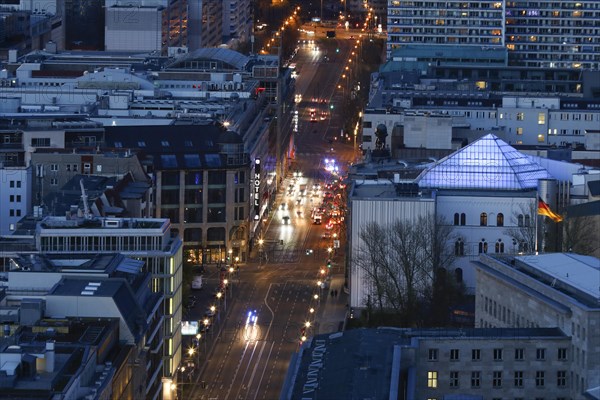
[475,253,600,399]
[386,0,600,70]
[34,216,183,383]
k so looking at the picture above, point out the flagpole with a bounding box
[535,212,539,255]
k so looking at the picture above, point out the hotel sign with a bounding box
[253,159,261,220]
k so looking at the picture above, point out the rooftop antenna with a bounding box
[80,179,92,219]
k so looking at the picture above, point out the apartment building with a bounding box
[475,253,600,399]
[386,0,600,70]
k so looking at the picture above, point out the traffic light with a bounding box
[327,259,331,269]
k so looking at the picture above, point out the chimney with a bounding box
[45,341,55,373]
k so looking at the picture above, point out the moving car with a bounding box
[246,310,258,327]
[191,276,203,290]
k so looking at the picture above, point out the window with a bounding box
[516,127,523,135]
[454,239,464,256]
[536,348,546,360]
[537,134,545,142]
[557,371,567,387]
[538,112,546,124]
[427,371,438,388]
[450,349,459,361]
[471,371,480,388]
[495,239,504,253]
[496,213,504,226]
[514,371,523,387]
[558,348,567,361]
[524,215,531,227]
[493,348,503,361]
[479,240,488,254]
[234,206,245,221]
[517,112,525,120]
[472,349,481,361]
[9,195,14,202]
[50,178,58,186]
[84,163,91,172]
[454,268,463,283]
[428,349,438,361]
[234,171,246,184]
[31,137,50,147]
[535,371,545,387]
[50,164,58,172]
[454,213,459,225]
[492,371,502,388]
[480,212,487,226]
[449,371,459,388]
[515,348,524,360]
[9,209,14,217]
[460,213,466,225]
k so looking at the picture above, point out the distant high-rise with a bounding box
[387,1,600,70]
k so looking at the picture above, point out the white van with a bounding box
[191,276,203,290]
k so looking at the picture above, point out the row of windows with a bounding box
[427,369,568,389]
[428,346,567,362]
[453,238,515,255]
[482,296,543,328]
[453,212,504,226]
[8,195,22,202]
[8,180,22,188]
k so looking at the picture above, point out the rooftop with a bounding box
[285,327,566,400]
[417,134,554,190]
[515,253,600,305]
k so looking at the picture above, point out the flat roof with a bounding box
[516,253,600,301]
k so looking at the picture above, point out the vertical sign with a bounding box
[253,158,261,220]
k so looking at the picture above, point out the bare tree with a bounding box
[355,222,390,312]
[355,215,458,323]
[504,201,537,254]
[563,213,600,256]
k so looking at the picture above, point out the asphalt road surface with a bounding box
[184,29,357,400]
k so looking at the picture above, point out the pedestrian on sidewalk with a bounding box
[334,289,338,298]
[330,290,334,297]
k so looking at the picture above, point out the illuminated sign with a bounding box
[254,159,261,220]
[181,321,199,335]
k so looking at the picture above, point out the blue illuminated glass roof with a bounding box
[417,134,553,190]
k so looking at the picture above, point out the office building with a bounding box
[33,217,183,383]
[475,253,600,398]
[1,252,164,399]
[282,327,572,400]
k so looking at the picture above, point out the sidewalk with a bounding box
[317,275,348,334]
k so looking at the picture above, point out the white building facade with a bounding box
[348,134,580,308]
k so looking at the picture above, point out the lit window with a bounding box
[516,127,523,135]
[537,134,545,142]
[427,371,438,388]
[516,112,524,121]
[538,113,546,124]
[496,213,504,226]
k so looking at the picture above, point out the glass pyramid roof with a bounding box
[417,134,553,190]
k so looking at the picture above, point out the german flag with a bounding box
[538,197,563,223]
